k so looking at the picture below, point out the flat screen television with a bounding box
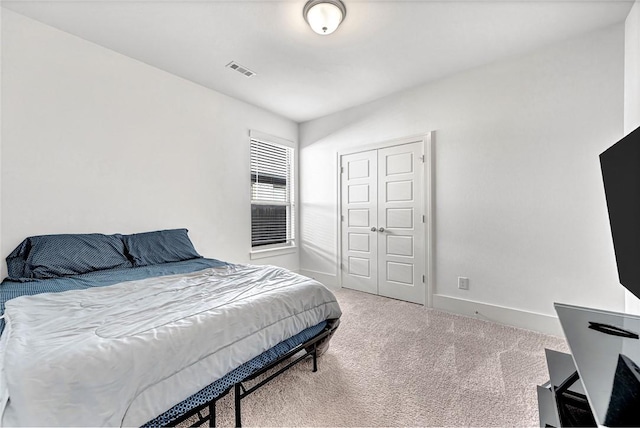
[600,125,640,300]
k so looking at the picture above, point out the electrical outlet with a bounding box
[458,277,469,290]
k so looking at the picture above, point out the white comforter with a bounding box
[0,264,341,427]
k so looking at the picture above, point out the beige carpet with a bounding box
[180,288,568,427]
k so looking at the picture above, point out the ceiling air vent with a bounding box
[226,61,256,78]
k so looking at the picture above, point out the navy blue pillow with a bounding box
[6,239,31,279]
[6,234,132,280]
[123,229,201,267]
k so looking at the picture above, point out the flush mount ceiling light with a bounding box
[303,0,346,35]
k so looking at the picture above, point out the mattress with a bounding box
[0,262,341,427]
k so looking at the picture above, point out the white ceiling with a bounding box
[1,0,634,122]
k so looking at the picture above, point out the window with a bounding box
[250,136,295,250]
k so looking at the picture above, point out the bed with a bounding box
[0,229,341,427]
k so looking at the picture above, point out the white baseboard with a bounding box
[299,269,339,289]
[295,274,562,336]
[432,294,563,337]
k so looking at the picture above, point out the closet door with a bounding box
[340,141,425,304]
[340,150,378,294]
[377,142,425,304]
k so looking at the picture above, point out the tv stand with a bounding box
[537,349,595,427]
[538,303,640,427]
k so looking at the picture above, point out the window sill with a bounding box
[250,245,297,260]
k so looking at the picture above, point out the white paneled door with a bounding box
[341,141,425,304]
[340,149,378,295]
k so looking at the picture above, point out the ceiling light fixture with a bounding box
[303,0,346,36]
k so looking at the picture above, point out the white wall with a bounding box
[299,24,626,333]
[0,6,3,262]
[624,0,640,314]
[627,1,640,135]
[0,10,299,273]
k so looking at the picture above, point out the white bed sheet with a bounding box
[0,264,341,427]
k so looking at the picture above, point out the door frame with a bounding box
[336,132,434,307]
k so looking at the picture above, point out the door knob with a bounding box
[371,227,377,232]
[378,227,385,232]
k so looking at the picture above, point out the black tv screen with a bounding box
[600,125,640,300]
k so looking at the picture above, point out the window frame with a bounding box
[249,130,297,259]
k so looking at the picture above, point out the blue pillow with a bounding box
[6,240,30,279]
[123,229,201,267]
[6,234,132,280]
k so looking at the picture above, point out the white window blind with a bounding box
[250,139,295,248]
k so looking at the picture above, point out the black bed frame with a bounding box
[164,319,340,428]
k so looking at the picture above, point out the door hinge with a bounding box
[422,215,425,223]
[420,155,425,163]
[422,275,425,283]
[341,215,344,221]
[341,166,344,173]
